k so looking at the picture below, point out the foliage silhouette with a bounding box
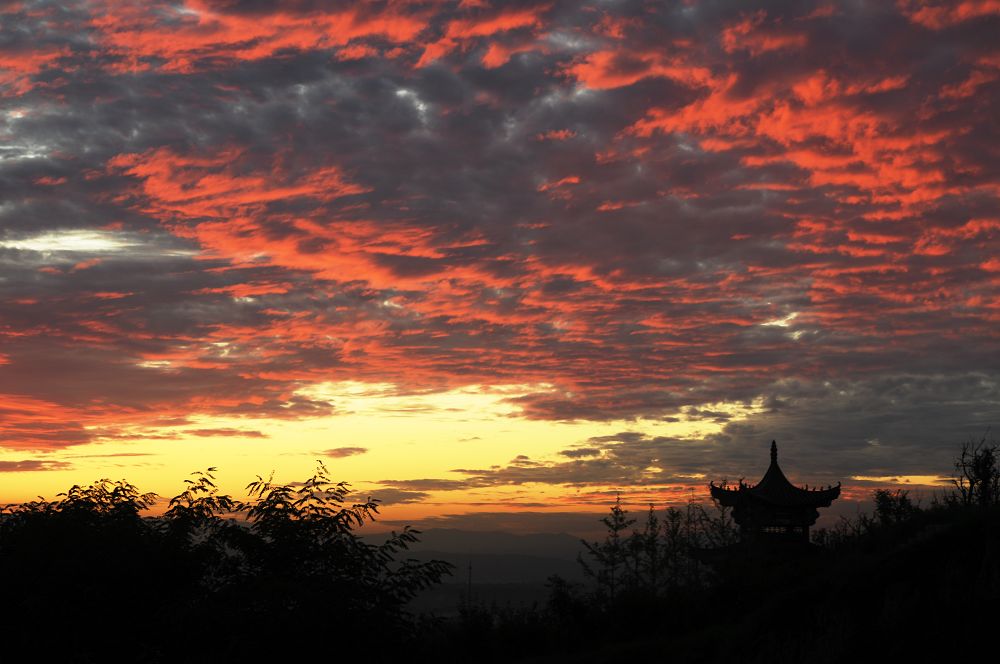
[950,434,1000,507]
[873,488,917,526]
[577,493,737,611]
[0,465,452,662]
[578,493,634,602]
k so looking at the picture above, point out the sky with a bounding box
[0,0,997,532]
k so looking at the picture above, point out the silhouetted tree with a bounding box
[0,465,452,661]
[579,494,737,603]
[951,435,1000,508]
[579,494,634,602]
[873,488,918,526]
[635,504,662,591]
[545,573,586,623]
[220,462,453,645]
[659,505,693,590]
[693,496,739,550]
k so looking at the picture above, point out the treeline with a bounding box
[430,498,742,662]
[431,435,1000,662]
[814,437,1000,547]
[577,496,738,601]
[0,464,451,662]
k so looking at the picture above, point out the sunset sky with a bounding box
[0,0,997,532]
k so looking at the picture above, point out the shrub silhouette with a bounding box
[0,464,451,662]
[225,463,453,645]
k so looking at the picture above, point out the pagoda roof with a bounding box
[710,441,840,508]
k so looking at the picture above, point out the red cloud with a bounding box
[721,11,808,56]
[0,46,68,95]
[91,0,429,73]
[900,0,1000,29]
[566,49,712,90]
[416,6,547,67]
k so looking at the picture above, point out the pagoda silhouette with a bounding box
[710,440,841,547]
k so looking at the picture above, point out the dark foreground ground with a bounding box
[0,469,996,663]
[414,508,999,663]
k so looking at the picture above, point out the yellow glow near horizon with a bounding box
[850,475,948,486]
[0,381,762,524]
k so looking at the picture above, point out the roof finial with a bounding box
[770,440,777,463]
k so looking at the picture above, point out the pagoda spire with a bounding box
[709,439,841,549]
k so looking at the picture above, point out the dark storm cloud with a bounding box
[0,1,995,490]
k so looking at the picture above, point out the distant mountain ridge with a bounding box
[365,528,587,596]
[369,528,585,560]
[409,550,585,584]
